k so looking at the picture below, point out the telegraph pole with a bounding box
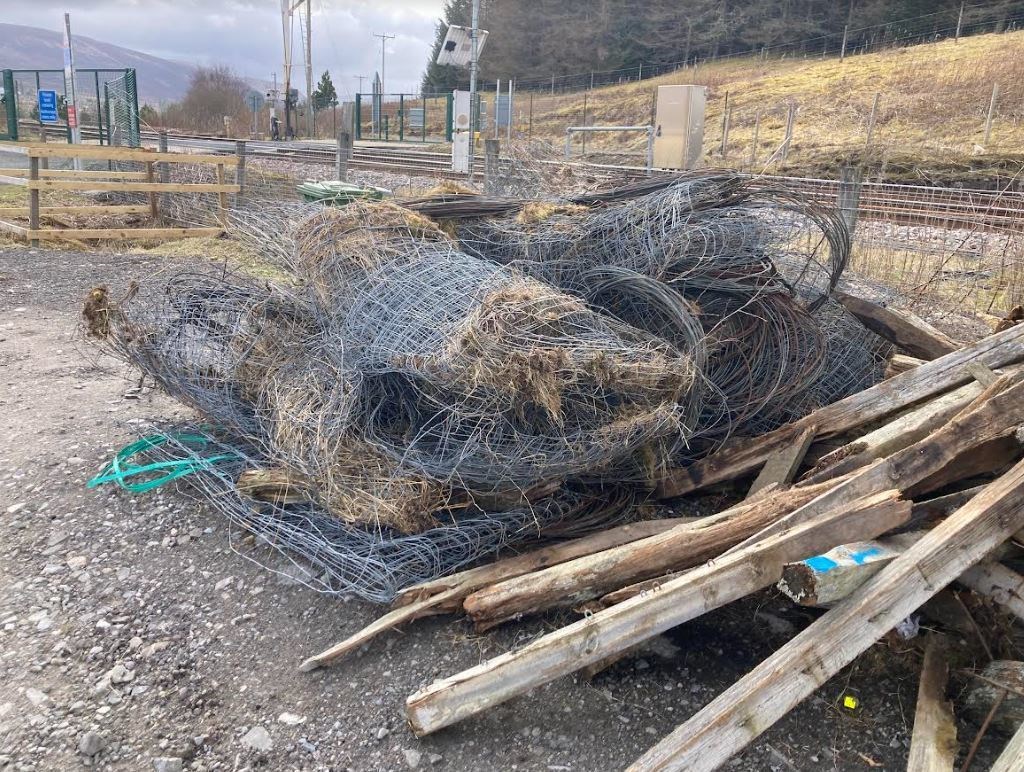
[303,0,313,137]
[373,33,396,94]
[280,0,294,139]
[354,75,367,95]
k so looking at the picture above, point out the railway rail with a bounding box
[10,124,1024,232]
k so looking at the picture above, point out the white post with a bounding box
[955,3,965,43]
[840,24,849,61]
[62,14,82,169]
[506,78,513,142]
[494,79,500,139]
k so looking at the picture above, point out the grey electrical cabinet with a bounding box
[652,85,706,170]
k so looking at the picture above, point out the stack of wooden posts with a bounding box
[301,296,1024,771]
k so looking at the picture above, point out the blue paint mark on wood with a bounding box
[805,555,839,573]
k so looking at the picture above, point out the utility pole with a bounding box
[373,33,396,94]
[467,0,480,179]
[354,75,367,95]
[303,0,313,137]
[281,0,294,140]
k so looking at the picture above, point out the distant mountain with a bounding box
[0,23,194,103]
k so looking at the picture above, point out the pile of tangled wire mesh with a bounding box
[85,172,890,602]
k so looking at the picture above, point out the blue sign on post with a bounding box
[38,90,59,123]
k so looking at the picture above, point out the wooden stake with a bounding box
[627,458,1024,772]
[657,322,1024,499]
[834,291,961,360]
[464,478,841,630]
[298,518,688,671]
[907,635,957,772]
[406,491,909,737]
[747,425,815,497]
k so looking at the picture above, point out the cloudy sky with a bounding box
[5,0,446,97]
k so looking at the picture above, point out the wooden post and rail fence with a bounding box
[0,142,242,246]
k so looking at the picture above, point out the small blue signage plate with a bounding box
[38,90,59,123]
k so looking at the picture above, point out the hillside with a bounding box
[514,30,1024,181]
[0,23,192,102]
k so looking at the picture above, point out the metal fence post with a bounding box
[484,138,499,195]
[838,165,863,241]
[235,140,247,206]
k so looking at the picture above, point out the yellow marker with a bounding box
[843,695,859,710]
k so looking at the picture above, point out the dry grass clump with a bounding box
[516,202,589,224]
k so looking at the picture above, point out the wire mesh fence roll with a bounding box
[88,172,890,602]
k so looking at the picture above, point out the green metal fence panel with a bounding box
[0,70,17,140]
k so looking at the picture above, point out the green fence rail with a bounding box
[354,92,453,143]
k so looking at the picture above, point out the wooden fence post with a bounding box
[749,111,761,169]
[866,92,880,146]
[484,138,500,196]
[838,165,863,241]
[145,161,157,220]
[234,140,247,205]
[781,103,797,162]
[984,83,1000,146]
[29,155,39,248]
[336,130,352,181]
[216,163,228,230]
[158,130,170,215]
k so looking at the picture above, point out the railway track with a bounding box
[13,125,1024,232]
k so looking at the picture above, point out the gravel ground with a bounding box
[0,246,1011,771]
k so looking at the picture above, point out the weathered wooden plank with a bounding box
[801,380,983,484]
[28,227,223,240]
[298,518,690,671]
[463,479,842,630]
[626,458,1024,772]
[0,167,148,180]
[27,179,240,193]
[885,353,925,379]
[834,290,961,360]
[405,491,909,737]
[907,635,957,772]
[747,425,816,497]
[0,219,28,237]
[656,322,1024,499]
[0,174,29,186]
[721,376,1024,558]
[24,144,239,165]
[0,204,150,216]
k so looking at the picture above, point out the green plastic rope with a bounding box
[87,432,240,493]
